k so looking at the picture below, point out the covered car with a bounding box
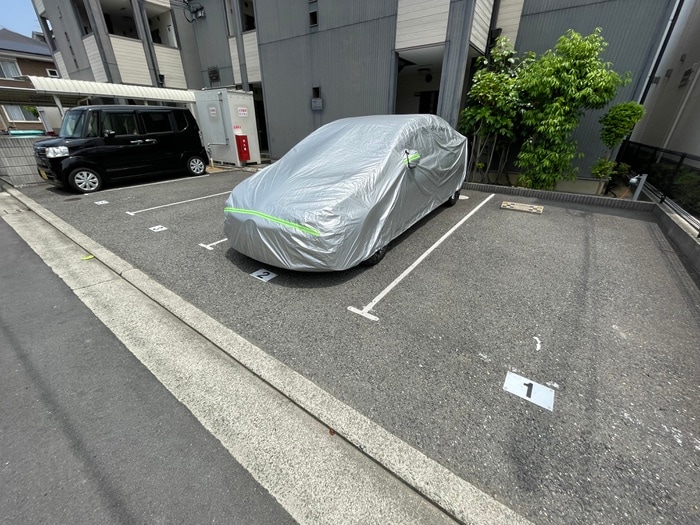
[224,114,467,271]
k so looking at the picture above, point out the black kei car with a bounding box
[34,105,208,193]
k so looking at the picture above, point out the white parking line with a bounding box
[348,193,495,321]
[199,238,228,250]
[126,191,230,216]
[100,173,210,192]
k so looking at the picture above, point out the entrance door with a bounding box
[418,91,439,114]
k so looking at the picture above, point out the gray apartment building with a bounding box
[31,0,693,170]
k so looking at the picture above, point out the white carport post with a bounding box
[52,94,64,117]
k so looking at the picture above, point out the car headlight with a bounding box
[46,146,69,158]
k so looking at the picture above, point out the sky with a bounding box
[0,0,42,37]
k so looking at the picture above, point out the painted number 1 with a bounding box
[523,382,533,398]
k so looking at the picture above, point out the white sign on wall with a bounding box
[209,106,217,118]
[237,107,248,117]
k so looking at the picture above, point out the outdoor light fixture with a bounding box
[183,1,206,22]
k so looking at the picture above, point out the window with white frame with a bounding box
[0,60,22,78]
[46,68,60,77]
[3,105,40,122]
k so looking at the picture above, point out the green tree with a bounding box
[591,101,645,181]
[514,28,629,189]
[599,101,645,158]
[459,37,524,183]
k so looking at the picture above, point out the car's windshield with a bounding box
[59,111,85,138]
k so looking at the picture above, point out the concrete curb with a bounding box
[4,185,532,525]
[463,182,656,211]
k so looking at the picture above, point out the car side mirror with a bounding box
[103,130,116,139]
[404,149,420,169]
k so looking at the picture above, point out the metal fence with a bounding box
[617,140,700,236]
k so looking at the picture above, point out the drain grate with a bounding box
[501,201,544,214]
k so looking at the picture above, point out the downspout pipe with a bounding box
[638,0,684,105]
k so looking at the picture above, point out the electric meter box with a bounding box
[194,88,261,166]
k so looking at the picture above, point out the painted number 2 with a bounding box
[251,269,278,282]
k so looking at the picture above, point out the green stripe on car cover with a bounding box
[404,153,420,164]
[224,207,320,236]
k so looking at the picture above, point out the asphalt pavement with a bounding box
[0,218,295,524]
[4,172,700,524]
[1,185,481,524]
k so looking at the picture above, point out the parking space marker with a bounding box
[348,193,495,321]
[251,269,278,282]
[149,225,168,232]
[94,200,109,205]
[199,238,228,250]
[126,191,229,216]
[503,372,555,411]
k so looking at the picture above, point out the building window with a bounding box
[46,68,60,78]
[240,0,256,31]
[309,0,318,27]
[3,105,40,122]
[0,60,21,78]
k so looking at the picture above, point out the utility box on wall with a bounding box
[193,88,261,167]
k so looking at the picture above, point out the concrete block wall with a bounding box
[0,136,44,187]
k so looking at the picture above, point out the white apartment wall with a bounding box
[83,34,107,82]
[145,0,170,8]
[228,37,238,81]
[396,0,450,50]
[631,0,700,156]
[243,32,261,83]
[154,44,186,88]
[395,1,493,53]
[472,0,495,53]
[110,36,150,85]
[668,78,700,155]
[53,51,68,78]
[32,0,45,15]
[496,0,525,44]
[229,32,262,85]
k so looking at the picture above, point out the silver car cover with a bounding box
[224,114,467,271]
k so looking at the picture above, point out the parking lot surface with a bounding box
[18,172,700,524]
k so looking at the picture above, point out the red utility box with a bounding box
[235,134,250,162]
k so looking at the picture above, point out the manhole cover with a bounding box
[501,201,543,214]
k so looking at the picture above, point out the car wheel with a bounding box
[445,189,460,207]
[68,167,102,193]
[361,246,387,267]
[186,155,207,176]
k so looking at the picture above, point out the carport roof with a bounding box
[0,76,196,107]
